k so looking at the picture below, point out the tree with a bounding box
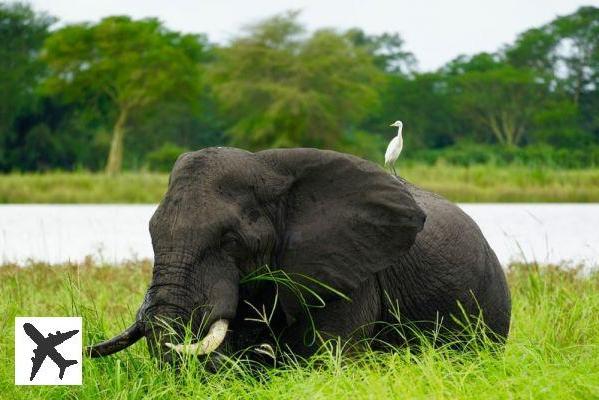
[531,99,590,148]
[550,6,599,105]
[42,16,208,173]
[450,58,544,146]
[0,3,55,169]
[210,12,382,150]
[505,6,599,145]
[505,27,558,79]
[506,6,599,105]
[345,28,416,74]
[383,73,457,148]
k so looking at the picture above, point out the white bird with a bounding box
[385,120,403,176]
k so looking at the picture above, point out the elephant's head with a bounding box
[87,147,426,360]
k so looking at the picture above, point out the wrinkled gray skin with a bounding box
[87,148,511,364]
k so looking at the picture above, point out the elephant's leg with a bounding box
[279,276,382,358]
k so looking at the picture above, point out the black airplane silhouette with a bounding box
[23,322,79,381]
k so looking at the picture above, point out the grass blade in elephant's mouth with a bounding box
[240,266,351,346]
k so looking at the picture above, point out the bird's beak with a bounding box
[389,123,395,127]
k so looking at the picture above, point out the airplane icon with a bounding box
[22,322,79,381]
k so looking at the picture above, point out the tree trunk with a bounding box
[487,115,506,145]
[500,111,516,147]
[105,107,129,175]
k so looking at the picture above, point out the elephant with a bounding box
[87,147,511,364]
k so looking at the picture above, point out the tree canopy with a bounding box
[42,16,208,173]
[1,4,598,172]
[0,2,55,169]
[211,12,382,150]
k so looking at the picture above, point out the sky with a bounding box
[22,0,599,71]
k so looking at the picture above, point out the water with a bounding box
[1,204,598,268]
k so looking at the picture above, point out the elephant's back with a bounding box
[383,180,511,339]
[405,181,494,273]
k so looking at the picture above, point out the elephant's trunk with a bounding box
[165,319,229,355]
[86,321,144,357]
[143,253,239,359]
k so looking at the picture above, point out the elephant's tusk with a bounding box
[165,319,229,355]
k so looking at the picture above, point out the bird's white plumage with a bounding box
[385,135,403,165]
[385,120,404,169]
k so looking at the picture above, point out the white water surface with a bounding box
[0,204,597,268]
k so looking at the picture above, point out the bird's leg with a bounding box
[392,164,397,177]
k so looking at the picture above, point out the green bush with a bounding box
[405,142,599,169]
[145,143,189,172]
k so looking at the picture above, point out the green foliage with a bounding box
[1,261,598,399]
[337,130,387,163]
[408,142,599,169]
[443,52,501,75]
[211,11,382,150]
[42,16,208,173]
[0,2,55,170]
[344,28,417,74]
[506,6,599,137]
[366,73,456,149]
[1,6,599,172]
[0,3,54,129]
[145,143,188,172]
[532,100,591,147]
[450,63,545,146]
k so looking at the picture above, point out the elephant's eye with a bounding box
[221,232,241,252]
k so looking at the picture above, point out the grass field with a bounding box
[0,260,597,399]
[2,164,599,203]
[0,172,168,204]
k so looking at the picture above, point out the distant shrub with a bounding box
[145,143,189,172]
[405,142,599,169]
[441,143,493,166]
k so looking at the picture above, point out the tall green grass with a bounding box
[401,162,599,202]
[0,260,597,399]
[2,164,599,203]
[0,172,168,203]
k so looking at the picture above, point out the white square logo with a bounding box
[15,317,82,385]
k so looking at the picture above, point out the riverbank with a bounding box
[1,260,597,399]
[2,164,599,203]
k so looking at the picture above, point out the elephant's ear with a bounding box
[257,149,426,304]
